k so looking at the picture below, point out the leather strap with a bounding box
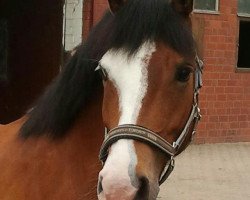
[99,99,201,161]
[159,157,175,185]
[99,125,177,162]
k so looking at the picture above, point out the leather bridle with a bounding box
[97,56,204,185]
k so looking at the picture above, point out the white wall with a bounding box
[63,0,83,51]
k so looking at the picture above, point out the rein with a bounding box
[98,56,204,185]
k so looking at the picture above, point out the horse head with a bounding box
[96,0,203,199]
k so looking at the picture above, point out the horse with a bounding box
[0,0,203,199]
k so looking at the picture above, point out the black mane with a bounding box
[20,0,195,138]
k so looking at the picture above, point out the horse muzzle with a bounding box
[97,172,159,200]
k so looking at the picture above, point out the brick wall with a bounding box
[83,0,93,39]
[83,0,108,39]
[193,0,250,143]
[84,0,250,144]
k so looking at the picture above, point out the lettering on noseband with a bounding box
[109,128,157,142]
[147,134,157,141]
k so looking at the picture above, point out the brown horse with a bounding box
[0,0,203,199]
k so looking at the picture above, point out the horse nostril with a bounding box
[134,176,149,200]
[97,176,103,194]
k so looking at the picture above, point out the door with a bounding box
[0,0,64,124]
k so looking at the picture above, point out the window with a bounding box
[0,19,8,82]
[237,0,250,70]
[238,0,250,16]
[194,0,219,12]
[237,20,250,69]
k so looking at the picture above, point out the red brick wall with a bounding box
[84,0,250,143]
[83,0,108,39]
[83,0,94,39]
[93,0,109,24]
[193,0,250,143]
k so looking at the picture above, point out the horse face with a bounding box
[98,41,196,200]
[98,0,195,199]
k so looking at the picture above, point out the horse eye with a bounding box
[175,66,193,82]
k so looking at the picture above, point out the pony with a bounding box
[0,0,203,199]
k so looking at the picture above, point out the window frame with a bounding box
[238,0,250,17]
[193,0,220,15]
[236,17,250,72]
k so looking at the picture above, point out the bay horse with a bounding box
[0,0,203,199]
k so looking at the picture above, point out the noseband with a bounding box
[98,56,204,185]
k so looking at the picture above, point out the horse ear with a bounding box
[171,0,193,18]
[108,0,127,14]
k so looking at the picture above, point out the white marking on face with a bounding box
[100,41,156,125]
[98,42,156,199]
[98,140,137,199]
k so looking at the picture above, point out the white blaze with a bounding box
[98,42,156,199]
[100,42,156,125]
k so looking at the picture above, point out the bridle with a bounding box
[97,55,204,185]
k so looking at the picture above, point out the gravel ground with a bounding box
[158,143,250,200]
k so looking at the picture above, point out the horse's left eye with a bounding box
[175,67,193,82]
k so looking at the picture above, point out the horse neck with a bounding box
[59,87,105,192]
[57,89,105,198]
[66,88,104,160]
[0,88,104,200]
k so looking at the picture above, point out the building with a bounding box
[192,0,250,143]
[85,0,250,144]
[1,0,249,143]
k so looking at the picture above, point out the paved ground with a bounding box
[159,143,250,200]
